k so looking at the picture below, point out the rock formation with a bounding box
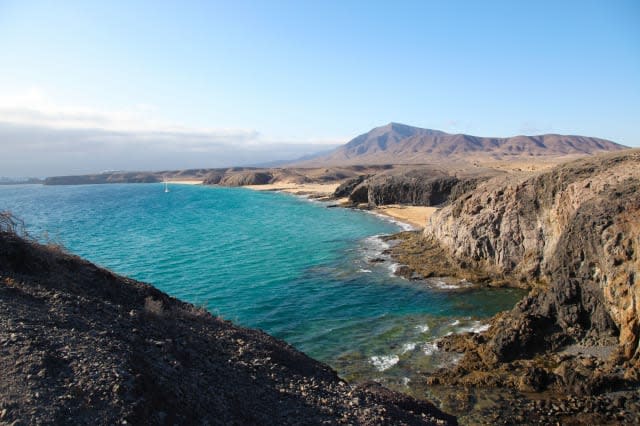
[422,150,640,396]
[0,228,455,425]
[335,169,493,207]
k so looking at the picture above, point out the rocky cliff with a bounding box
[0,228,455,425]
[335,168,494,207]
[423,150,640,397]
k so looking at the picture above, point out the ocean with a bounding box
[0,183,524,394]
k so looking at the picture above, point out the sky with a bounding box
[0,0,639,176]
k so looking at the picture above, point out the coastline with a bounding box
[167,179,204,185]
[241,181,435,229]
[371,205,437,230]
[243,182,340,196]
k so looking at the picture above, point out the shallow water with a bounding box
[0,183,525,392]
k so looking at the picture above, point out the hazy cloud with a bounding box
[0,89,340,177]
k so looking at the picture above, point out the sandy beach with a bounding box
[244,182,340,196]
[372,205,438,229]
[167,179,204,185]
[243,181,435,229]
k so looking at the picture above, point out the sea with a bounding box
[0,183,524,396]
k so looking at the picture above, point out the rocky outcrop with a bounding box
[336,169,490,207]
[219,171,274,186]
[334,175,369,198]
[423,150,640,394]
[0,229,455,425]
[202,171,224,184]
[45,173,161,185]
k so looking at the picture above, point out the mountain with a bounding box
[299,123,628,165]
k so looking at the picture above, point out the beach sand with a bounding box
[168,179,204,185]
[244,182,435,229]
[244,182,340,196]
[372,205,438,229]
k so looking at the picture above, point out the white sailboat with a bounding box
[164,177,170,193]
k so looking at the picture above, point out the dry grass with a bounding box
[0,211,25,235]
[144,296,164,316]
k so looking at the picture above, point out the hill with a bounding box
[299,123,628,166]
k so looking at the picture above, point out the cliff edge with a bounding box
[421,151,639,399]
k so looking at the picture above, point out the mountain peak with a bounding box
[304,123,628,166]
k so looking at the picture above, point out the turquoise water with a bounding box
[0,183,524,390]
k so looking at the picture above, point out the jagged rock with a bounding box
[203,172,224,184]
[219,171,274,186]
[420,150,640,403]
[343,169,489,207]
[334,175,368,198]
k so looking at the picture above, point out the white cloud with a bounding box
[0,88,341,176]
[0,87,260,143]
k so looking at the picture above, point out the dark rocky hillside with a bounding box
[0,225,455,425]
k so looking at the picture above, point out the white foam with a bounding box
[457,321,490,334]
[370,355,400,371]
[430,279,474,290]
[387,262,400,277]
[358,268,372,273]
[416,324,430,333]
[450,319,461,326]
[360,235,392,265]
[401,377,411,386]
[401,342,417,354]
[366,211,416,231]
[422,342,439,356]
[363,234,391,251]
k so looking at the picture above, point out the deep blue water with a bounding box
[0,183,524,388]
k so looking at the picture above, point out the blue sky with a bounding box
[0,1,638,175]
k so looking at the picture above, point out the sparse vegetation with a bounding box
[143,296,164,316]
[0,211,25,236]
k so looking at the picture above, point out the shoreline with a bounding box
[241,181,435,230]
[167,179,203,185]
[371,205,437,230]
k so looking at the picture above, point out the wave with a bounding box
[370,355,400,371]
[422,342,439,356]
[401,342,417,354]
[365,210,416,232]
[416,324,430,333]
[457,320,490,334]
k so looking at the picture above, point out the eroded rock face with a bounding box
[219,171,274,186]
[425,150,640,363]
[339,169,488,207]
[334,175,369,198]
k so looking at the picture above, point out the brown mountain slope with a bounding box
[300,123,627,166]
[0,228,456,425]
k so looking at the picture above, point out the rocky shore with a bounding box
[0,221,456,425]
[385,150,640,424]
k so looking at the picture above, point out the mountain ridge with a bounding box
[298,123,628,166]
